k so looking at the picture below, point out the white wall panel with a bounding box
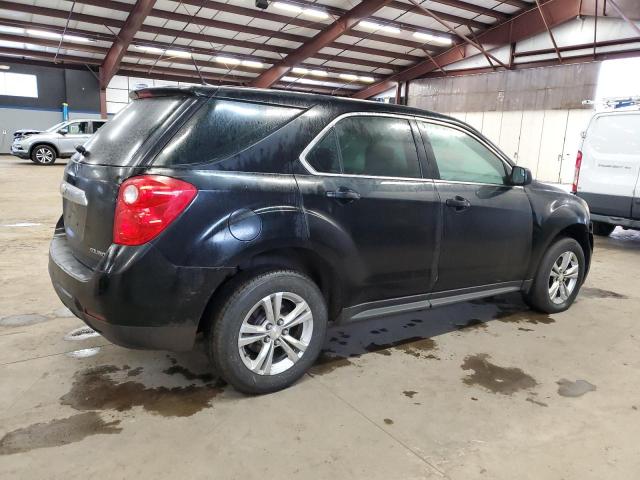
[560,109,593,183]
[481,111,502,145]
[536,110,569,183]
[516,110,545,175]
[498,110,523,162]
[465,112,484,132]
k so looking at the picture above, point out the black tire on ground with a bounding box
[524,237,586,314]
[30,145,57,165]
[592,221,615,237]
[207,270,328,394]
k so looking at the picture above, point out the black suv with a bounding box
[49,86,592,393]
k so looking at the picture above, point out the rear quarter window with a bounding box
[154,99,303,166]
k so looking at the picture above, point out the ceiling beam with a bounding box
[65,0,428,61]
[100,0,157,88]
[385,0,506,22]
[0,18,399,73]
[73,0,454,47]
[352,0,583,99]
[0,0,422,68]
[250,0,394,88]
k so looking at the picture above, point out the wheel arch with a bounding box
[29,142,59,157]
[198,246,344,333]
[528,221,592,283]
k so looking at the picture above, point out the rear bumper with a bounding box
[49,228,233,351]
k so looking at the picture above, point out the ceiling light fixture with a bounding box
[242,60,264,68]
[303,8,329,19]
[0,26,25,35]
[137,45,164,54]
[26,29,61,39]
[412,31,452,45]
[339,73,358,81]
[292,67,308,75]
[165,49,191,58]
[0,65,10,70]
[359,20,400,34]
[273,2,303,13]
[310,69,327,76]
[215,56,241,65]
[359,76,374,83]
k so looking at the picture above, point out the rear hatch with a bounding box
[60,91,201,269]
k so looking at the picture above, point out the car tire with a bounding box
[31,145,57,165]
[592,221,615,237]
[524,237,585,314]
[207,270,328,394]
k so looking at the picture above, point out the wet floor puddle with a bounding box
[461,353,537,395]
[0,360,226,455]
[0,412,121,455]
[60,364,225,418]
[557,379,597,397]
[580,287,628,300]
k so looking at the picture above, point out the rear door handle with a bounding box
[326,188,361,202]
[445,195,471,211]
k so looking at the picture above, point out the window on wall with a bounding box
[0,72,38,98]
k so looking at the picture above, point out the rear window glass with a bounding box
[154,100,303,166]
[81,97,183,166]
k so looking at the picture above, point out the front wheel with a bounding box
[207,270,327,394]
[31,145,57,165]
[524,237,585,314]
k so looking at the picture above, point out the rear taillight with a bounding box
[113,175,197,246]
[571,150,582,194]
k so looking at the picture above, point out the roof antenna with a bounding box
[191,54,207,85]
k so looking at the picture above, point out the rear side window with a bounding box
[420,122,507,185]
[154,100,303,166]
[81,97,183,166]
[305,115,421,178]
[92,121,106,133]
[306,129,341,174]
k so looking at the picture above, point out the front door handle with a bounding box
[326,188,361,203]
[445,195,471,211]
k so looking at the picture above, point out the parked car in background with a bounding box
[49,86,592,394]
[573,110,640,235]
[11,119,107,165]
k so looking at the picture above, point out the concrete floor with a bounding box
[1,155,639,479]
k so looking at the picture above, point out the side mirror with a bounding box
[510,166,532,186]
[58,129,68,135]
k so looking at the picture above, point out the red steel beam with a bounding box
[68,0,427,61]
[100,0,157,89]
[250,0,394,88]
[352,0,583,99]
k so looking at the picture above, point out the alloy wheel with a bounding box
[35,147,54,164]
[238,292,313,376]
[548,251,579,304]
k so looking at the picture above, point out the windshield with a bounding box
[46,121,67,133]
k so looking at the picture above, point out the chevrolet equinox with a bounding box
[49,86,593,393]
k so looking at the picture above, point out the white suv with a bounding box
[573,110,640,235]
[11,119,107,165]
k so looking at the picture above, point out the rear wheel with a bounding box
[592,221,615,236]
[207,270,327,394]
[524,237,585,314]
[31,145,57,165]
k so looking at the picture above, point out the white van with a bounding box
[573,110,640,235]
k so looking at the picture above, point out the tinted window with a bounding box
[81,97,183,166]
[67,122,89,134]
[420,122,507,185]
[92,121,106,133]
[334,116,421,178]
[306,129,341,174]
[154,100,303,166]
